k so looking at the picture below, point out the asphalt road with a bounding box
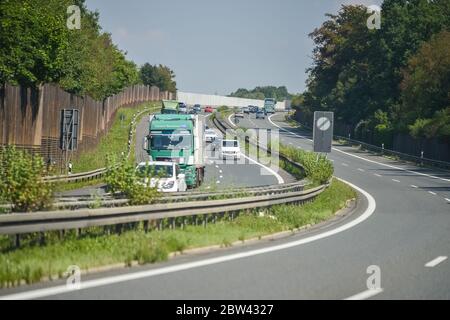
[3,112,449,299]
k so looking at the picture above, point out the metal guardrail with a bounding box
[0,185,326,236]
[49,181,306,210]
[43,107,155,183]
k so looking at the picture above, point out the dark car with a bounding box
[250,106,258,113]
[193,104,201,113]
[256,109,266,119]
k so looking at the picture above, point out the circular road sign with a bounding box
[316,117,331,131]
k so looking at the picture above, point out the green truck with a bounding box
[145,114,205,188]
[263,98,276,114]
[161,100,179,114]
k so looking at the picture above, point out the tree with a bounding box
[400,30,450,138]
[139,63,177,93]
[229,86,292,101]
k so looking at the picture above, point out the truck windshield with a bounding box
[151,132,192,150]
[137,165,173,178]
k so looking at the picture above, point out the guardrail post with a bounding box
[14,234,20,248]
[203,215,207,228]
[39,232,45,246]
[170,218,175,229]
[382,143,385,155]
[421,151,424,166]
[143,220,149,233]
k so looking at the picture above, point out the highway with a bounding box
[1,112,449,300]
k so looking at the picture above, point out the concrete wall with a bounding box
[177,91,286,110]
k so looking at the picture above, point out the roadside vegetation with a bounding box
[0,147,54,212]
[0,179,355,288]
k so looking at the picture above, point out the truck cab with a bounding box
[263,98,276,114]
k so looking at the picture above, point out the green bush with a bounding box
[279,144,333,185]
[104,156,159,205]
[0,147,54,212]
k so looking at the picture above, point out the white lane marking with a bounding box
[268,115,450,183]
[357,168,365,172]
[228,114,237,128]
[0,178,376,300]
[240,153,284,185]
[425,256,447,268]
[345,288,383,300]
[411,185,418,188]
[219,175,223,179]
[219,170,223,173]
[445,198,450,202]
[342,163,349,167]
[374,174,382,177]
[215,165,219,169]
[392,179,400,183]
[216,180,221,184]
[428,191,437,196]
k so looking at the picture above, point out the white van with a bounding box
[220,140,241,160]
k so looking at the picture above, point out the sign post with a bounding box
[313,111,334,154]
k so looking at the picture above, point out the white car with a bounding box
[220,139,241,160]
[136,161,187,192]
[205,129,218,143]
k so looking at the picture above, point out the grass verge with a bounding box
[0,179,355,287]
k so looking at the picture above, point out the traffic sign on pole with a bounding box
[313,111,334,153]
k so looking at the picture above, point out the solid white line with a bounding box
[411,185,418,188]
[240,153,284,185]
[425,256,447,267]
[228,114,237,128]
[428,191,437,196]
[0,178,376,300]
[345,288,384,300]
[392,179,400,183]
[267,115,450,183]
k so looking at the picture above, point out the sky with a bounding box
[85,0,382,95]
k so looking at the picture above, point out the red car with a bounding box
[204,106,213,113]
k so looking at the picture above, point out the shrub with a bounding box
[279,144,333,185]
[104,156,159,205]
[0,147,54,212]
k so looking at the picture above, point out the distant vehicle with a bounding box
[243,106,250,114]
[188,109,197,114]
[178,102,187,114]
[220,139,241,160]
[136,161,187,192]
[205,129,218,143]
[250,106,258,113]
[193,104,201,113]
[161,100,179,114]
[256,109,266,119]
[263,98,276,114]
[204,106,213,113]
[235,111,244,118]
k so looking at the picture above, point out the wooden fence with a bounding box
[0,83,175,168]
